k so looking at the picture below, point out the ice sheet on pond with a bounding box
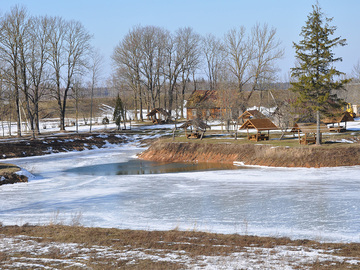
[1,143,360,243]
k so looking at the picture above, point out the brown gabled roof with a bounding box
[239,118,277,131]
[238,109,266,120]
[292,122,328,134]
[179,119,211,131]
[146,108,170,118]
[186,90,219,108]
[322,111,354,124]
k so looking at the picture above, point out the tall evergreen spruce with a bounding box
[290,4,349,145]
[113,95,125,130]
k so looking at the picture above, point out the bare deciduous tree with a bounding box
[88,48,103,132]
[223,26,253,92]
[27,15,52,135]
[245,23,284,104]
[352,60,360,83]
[48,17,92,131]
[112,26,144,121]
[177,27,201,118]
[202,34,225,90]
[140,26,168,111]
[0,5,29,137]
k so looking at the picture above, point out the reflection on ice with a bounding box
[65,159,241,175]
[1,144,360,243]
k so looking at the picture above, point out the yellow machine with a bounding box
[346,103,356,118]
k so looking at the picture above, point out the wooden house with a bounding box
[239,118,277,141]
[291,122,328,145]
[186,90,226,120]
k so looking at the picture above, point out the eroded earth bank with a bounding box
[139,140,360,168]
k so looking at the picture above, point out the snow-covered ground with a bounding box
[1,117,360,268]
[1,114,360,243]
[1,233,359,269]
[1,136,360,243]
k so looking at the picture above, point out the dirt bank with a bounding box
[139,140,360,168]
[0,132,128,160]
[0,132,129,185]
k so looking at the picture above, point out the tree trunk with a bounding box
[316,110,321,145]
[15,88,21,137]
[139,86,143,121]
[89,86,94,133]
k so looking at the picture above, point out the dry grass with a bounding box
[0,163,20,174]
[0,225,360,269]
[170,127,360,149]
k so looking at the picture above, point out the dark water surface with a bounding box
[65,159,241,176]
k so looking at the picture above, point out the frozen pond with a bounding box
[1,143,360,243]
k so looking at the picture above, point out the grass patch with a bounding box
[0,225,359,269]
[0,163,20,174]
[170,129,360,149]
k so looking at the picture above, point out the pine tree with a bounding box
[290,3,349,145]
[113,94,125,130]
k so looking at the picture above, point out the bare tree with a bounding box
[163,31,187,117]
[27,15,52,135]
[112,26,144,121]
[202,34,225,90]
[48,17,92,131]
[0,5,29,137]
[177,27,201,118]
[245,23,284,104]
[352,60,360,83]
[139,26,168,111]
[88,48,103,132]
[113,26,202,120]
[223,26,253,92]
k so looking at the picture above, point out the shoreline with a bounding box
[139,139,360,168]
[0,163,27,186]
[0,131,129,186]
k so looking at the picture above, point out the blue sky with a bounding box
[1,0,359,82]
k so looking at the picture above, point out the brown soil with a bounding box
[139,140,360,168]
[0,131,128,185]
[0,132,127,159]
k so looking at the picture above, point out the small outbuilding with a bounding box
[239,118,277,141]
[179,119,211,139]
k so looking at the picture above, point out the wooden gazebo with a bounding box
[179,119,211,139]
[322,111,354,132]
[239,118,277,141]
[146,108,171,124]
[291,122,328,145]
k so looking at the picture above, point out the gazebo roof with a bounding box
[179,119,211,131]
[239,118,277,131]
[291,122,328,134]
[322,111,354,124]
[146,108,170,118]
[238,109,266,120]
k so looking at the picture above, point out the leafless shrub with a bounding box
[70,211,83,227]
